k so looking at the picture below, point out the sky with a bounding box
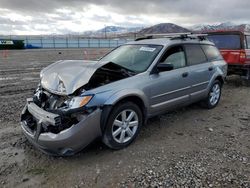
[0,0,250,35]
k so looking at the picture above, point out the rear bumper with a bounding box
[21,99,102,156]
[228,64,250,69]
[227,64,250,79]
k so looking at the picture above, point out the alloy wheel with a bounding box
[209,83,221,106]
[112,109,139,144]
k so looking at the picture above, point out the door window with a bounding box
[185,44,207,66]
[160,46,186,69]
[246,35,250,49]
[201,45,223,61]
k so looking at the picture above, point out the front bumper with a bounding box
[20,98,102,156]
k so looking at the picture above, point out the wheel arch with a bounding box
[100,92,148,132]
[215,75,224,85]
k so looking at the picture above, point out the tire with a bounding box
[202,80,222,109]
[102,102,142,150]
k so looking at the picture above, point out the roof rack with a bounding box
[135,33,208,41]
[134,35,153,41]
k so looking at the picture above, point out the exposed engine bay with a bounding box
[35,62,135,111]
[22,62,135,135]
[83,62,136,90]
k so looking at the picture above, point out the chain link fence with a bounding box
[0,35,134,49]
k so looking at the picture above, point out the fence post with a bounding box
[53,36,55,48]
[88,39,90,48]
[41,37,43,48]
[26,36,28,48]
[66,37,68,48]
[78,36,80,48]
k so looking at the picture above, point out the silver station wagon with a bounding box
[21,34,227,156]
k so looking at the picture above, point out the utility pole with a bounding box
[104,25,107,39]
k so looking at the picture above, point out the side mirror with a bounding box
[156,63,174,73]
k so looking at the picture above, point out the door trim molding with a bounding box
[151,86,191,99]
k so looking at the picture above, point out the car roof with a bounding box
[127,37,214,47]
[206,30,250,36]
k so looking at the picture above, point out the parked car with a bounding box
[206,31,250,80]
[21,34,227,156]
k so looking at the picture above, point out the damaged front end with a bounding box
[20,61,135,156]
[20,84,102,156]
[22,85,95,134]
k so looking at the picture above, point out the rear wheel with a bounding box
[202,80,222,109]
[102,102,142,150]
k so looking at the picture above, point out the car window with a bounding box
[207,34,241,49]
[160,46,186,69]
[185,44,207,66]
[246,35,250,49]
[201,45,223,61]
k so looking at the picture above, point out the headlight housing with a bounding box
[67,95,93,109]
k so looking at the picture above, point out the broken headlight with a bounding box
[67,95,93,109]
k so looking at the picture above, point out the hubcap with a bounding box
[112,109,139,144]
[209,83,221,106]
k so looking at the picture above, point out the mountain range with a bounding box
[86,22,250,37]
[138,23,190,34]
[189,22,250,32]
[83,26,143,37]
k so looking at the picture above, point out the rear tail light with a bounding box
[239,51,246,62]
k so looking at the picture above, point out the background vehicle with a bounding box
[206,31,250,80]
[21,34,227,156]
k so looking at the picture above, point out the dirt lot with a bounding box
[0,49,249,188]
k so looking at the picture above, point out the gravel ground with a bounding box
[0,49,249,188]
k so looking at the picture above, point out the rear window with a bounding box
[201,45,223,61]
[246,35,250,49]
[207,34,241,49]
[185,44,207,66]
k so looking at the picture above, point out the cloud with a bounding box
[0,0,250,34]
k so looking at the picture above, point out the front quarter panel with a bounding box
[104,89,149,108]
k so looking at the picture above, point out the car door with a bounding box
[184,44,215,100]
[148,45,192,114]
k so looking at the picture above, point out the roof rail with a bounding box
[144,32,192,38]
[134,35,153,41]
[135,33,208,41]
[170,33,208,41]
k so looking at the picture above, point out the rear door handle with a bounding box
[208,67,214,71]
[182,72,189,78]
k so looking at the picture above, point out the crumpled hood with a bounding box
[40,60,106,95]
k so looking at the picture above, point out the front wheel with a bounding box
[102,102,142,150]
[202,80,222,109]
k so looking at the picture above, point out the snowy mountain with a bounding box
[190,22,250,32]
[96,26,142,34]
[83,26,143,37]
[139,23,190,34]
[81,22,250,38]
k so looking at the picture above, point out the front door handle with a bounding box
[182,72,189,78]
[208,67,214,71]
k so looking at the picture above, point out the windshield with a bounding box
[101,44,163,73]
[207,34,241,49]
